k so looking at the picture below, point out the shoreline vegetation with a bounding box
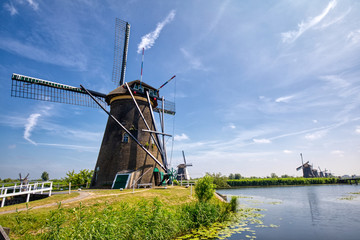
[226,177,339,187]
[0,176,246,239]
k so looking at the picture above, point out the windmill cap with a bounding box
[106,80,158,105]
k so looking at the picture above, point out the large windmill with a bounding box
[10,18,175,189]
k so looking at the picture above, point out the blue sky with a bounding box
[0,0,359,180]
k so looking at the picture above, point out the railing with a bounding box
[0,181,53,207]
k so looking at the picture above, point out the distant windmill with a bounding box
[296,153,315,178]
[19,173,29,185]
[177,151,192,181]
[318,167,324,177]
[10,18,176,189]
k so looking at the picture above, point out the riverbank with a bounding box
[0,186,240,239]
[227,177,339,187]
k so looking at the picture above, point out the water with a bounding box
[217,185,360,240]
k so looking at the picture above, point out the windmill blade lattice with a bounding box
[11,73,106,108]
[112,18,130,86]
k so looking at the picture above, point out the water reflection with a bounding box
[218,185,360,240]
[306,186,320,225]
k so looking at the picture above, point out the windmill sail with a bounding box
[11,73,106,108]
[112,18,130,86]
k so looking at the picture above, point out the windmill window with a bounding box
[122,133,129,143]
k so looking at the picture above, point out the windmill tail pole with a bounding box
[140,48,144,83]
[158,75,176,90]
[80,84,166,172]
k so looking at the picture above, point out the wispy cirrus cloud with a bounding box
[137,10,176,53]
[275,95,295,103]
[347,29,360,44]
[4,2,18,15]
[0,37,87,70]
[26,0,39,11]
[180,48,208,71]
[24,113,41,145]
[253,138,271,144]
[282,0,337,43]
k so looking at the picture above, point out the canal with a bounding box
[217,184,360,240]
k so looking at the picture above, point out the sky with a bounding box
[0,0,359,180]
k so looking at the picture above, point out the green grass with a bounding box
[0,187,239,239]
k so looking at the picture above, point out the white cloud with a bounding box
[24,113,41,145]
[275,95,294,103]
[281,0,337,43]
[137,10,175,53]
[174,133,189,141]
[347,29,360,44]
[253,138,271,144]
[356,126,360,134]
[4,2,18,15]
[313,120,318,123]
[331,150,344,157]
[320,75,350,89]
[229,123,236,129]
[305,130,326,140]
[180,48,207,71]
[26,0,39,11]
[283,150,293,154]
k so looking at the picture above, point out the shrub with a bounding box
[195,176,215,202]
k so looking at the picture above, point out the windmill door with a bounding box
[112,174,130,189]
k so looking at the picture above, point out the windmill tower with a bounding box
[177,151,192,181]
[10,18,175,189]
[296,153,315,178]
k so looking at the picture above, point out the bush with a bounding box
[229,196,238,212]
[64,169,93,187]
[195,176,215,202]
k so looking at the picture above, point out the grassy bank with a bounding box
[0,187,237,239]
[227,177,339,187]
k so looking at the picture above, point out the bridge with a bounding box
[0,181,53,207]
[338,176,360,184]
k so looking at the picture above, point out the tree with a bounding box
[234,173,242,179]
[229,173,234,179]
[270,173,278,178]
[195,175,215,202]
[41,171,49,181]
[64,169,93,186]
[281,174,290,178]
[206,172,229,188]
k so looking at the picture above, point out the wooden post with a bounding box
[69,182,71,194]
[190,184,192,196]
[133,180,135,194]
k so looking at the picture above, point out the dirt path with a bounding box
[0,188,152,215]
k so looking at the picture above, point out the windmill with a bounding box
[177,151,192,181]
[10,18,176,189]
[19,173,29,185]
[318,167,324,177]
[296,153,315,178]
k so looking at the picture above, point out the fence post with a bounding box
[49,182,52,196]
[69,182,71,194]
[190,184,192,196]
[1,189,7,207]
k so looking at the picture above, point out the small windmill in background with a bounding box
[177,150,192,181]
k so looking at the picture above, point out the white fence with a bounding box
[0,181,53,207]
